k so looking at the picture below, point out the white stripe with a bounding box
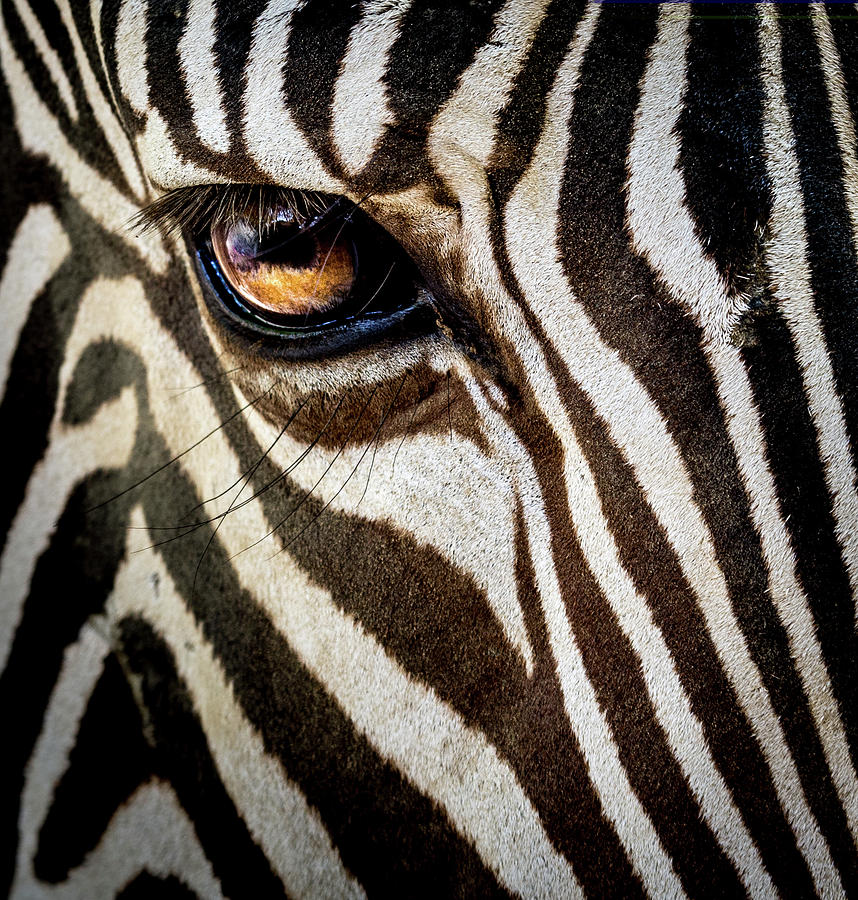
[111,511,366,900]
[54,0,145,199]
[64,274,584,900]
[431,6,688,893]
[243,1,343,193]
[505,4,842,897]
[179,0,231,154]
[0,204,69,394]
[0,13,170,273]
[115,0,149,114]
[629,0,858,858]
[626,7,744,344]
[759,5,858,622]
[10,0,78,120]
[812,7,858,269]
[331,0,411,175]
[429,0,551,172]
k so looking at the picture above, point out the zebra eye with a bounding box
[210,210,357,322]
[185,189,431,351]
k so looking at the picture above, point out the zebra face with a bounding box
[3,1,858,897]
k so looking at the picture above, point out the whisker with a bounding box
[355,262,396,316]
[168,364,247,396]
[137,389,352,533]
[234,386,379,560]
[180,397,308,521]
[356,372,408,510]
[190,396,306,596]
[280,376,408,554]
[87,381,277,514]
[392,372,427,476]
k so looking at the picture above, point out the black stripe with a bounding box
[678,4,770,295]
[211,0,270,176]
[117,871,201,900]
[33,654,153,883]
[117,616,285,898]
[281,0,363,179]
[489,0,587,202]
[517,391,745,898]
[1,0,134,199]
[742,309,858,890]
[553,5,819,893]
[355,0,505,196]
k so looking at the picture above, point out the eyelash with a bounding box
[134,184,342,237]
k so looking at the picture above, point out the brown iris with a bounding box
[210,210,356,320]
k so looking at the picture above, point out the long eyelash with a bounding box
[132,184,342,236]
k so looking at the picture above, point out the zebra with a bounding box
[2,0,857,896]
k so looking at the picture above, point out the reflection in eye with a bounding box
[210,209,357,319]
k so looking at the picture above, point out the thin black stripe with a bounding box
[354,0,505,196]
[488,0,587,201]
[678,4,770,295]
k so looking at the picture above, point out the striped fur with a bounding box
[2,1,857,896]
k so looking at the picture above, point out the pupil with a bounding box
[252,222,318,270]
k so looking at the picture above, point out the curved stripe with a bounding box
[12,621,111,894]
[16,781,225,899]
[758,6,858,625]
[111,511,366,900]
[236,407,536,675]
[0,384,136,675]
[429,0,551,171]
[9,0,78,120]
[331,0,411,175]
[0,204,69,394]
[66,273,582,899]
[179,0,231,154]
[0,274,140,672]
